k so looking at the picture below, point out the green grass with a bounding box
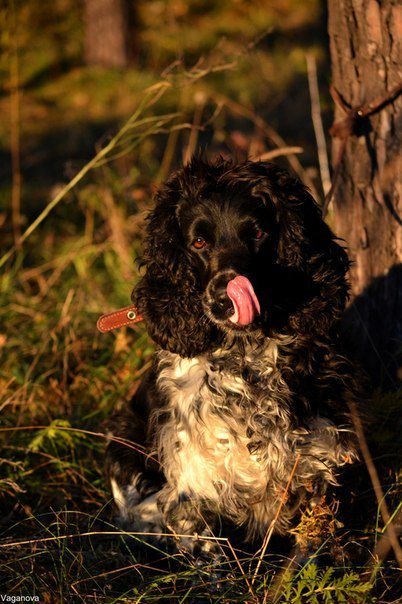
[1,1,401,601]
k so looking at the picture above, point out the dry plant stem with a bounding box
[41,248,105,300]
[71,559,176,593]
[306,54,331,197]
[269,554,298,603]
[10,445,105,498]
[213,93,319,200]
[0,82,172,270]
[183,95,206,165]
[0,35,273,269]
[322,138,347,218]
[70,565,142,595]
[0,531,229,550]
[157,121,181,183]
[252,454,301,584]
[226,539,256,599]
[0,425,157,463]
[9,0,22,244]
[256,147,303,161]
[18,242,107,283]
[157,87,189,183]
[371,507,402,569]
[348,400,402,569]
[101,188,133,281]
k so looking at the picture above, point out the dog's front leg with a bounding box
[159,488,221,559]
[158,489,228,594]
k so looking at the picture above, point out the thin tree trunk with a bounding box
[328,0,402,387]
[84,0,137,69]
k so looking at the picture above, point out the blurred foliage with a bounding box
[0,0,400,601]
[0,0,328,219]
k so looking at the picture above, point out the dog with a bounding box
[105,157,359,562]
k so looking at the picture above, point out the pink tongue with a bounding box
[226,276,260,326]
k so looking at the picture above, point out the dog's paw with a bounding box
[114,492,167,549]
[193,553,229,594]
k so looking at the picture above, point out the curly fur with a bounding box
[106,157,360,556]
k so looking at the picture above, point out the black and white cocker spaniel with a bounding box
[106,157,360,559]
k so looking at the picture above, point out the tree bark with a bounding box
[328,0,402,387]
[84,0,137,68]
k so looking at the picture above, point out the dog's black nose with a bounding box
[215,288,233,315]
[206,271,239,322]
[216,289,228,307]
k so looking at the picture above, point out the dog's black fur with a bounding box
[106,157,361,561]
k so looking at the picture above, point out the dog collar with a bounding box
[97,305,143,333]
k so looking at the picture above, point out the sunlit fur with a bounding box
[105,157,361,557]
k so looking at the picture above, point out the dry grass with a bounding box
[1,109,400,603]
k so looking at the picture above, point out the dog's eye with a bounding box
[253,228,264,240]
[192,237,206,250]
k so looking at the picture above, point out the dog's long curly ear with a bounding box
[254,163,350,336]
[132,182,216,358]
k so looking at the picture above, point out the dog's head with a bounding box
[133,158,349,357]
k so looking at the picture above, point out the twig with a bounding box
[371,505,402,568]
[348,400,402,569]
[306,54,331,197]
[252,454,300,584]
[0,85,173,269]
[156,88,189,183]
[183,92,206,165]
[322,138,346,218]
[226,539,256,599]
[101,188,134,281]
[255,147,303,161]
[0,530,229,549]
[212,93,320,201]
[324,80,402,216]
[0,425,157,463]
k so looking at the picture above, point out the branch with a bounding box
[306,54,331,197]
[348,400,402,569]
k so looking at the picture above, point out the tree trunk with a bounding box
[328,0,402,387]
[84,0,137,68]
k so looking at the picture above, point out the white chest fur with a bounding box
[153,343,353,536]
[155,347,278,507]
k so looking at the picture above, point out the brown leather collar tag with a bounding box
[97,305,143,333]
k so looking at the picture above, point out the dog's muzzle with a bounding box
[206,272,260,326]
